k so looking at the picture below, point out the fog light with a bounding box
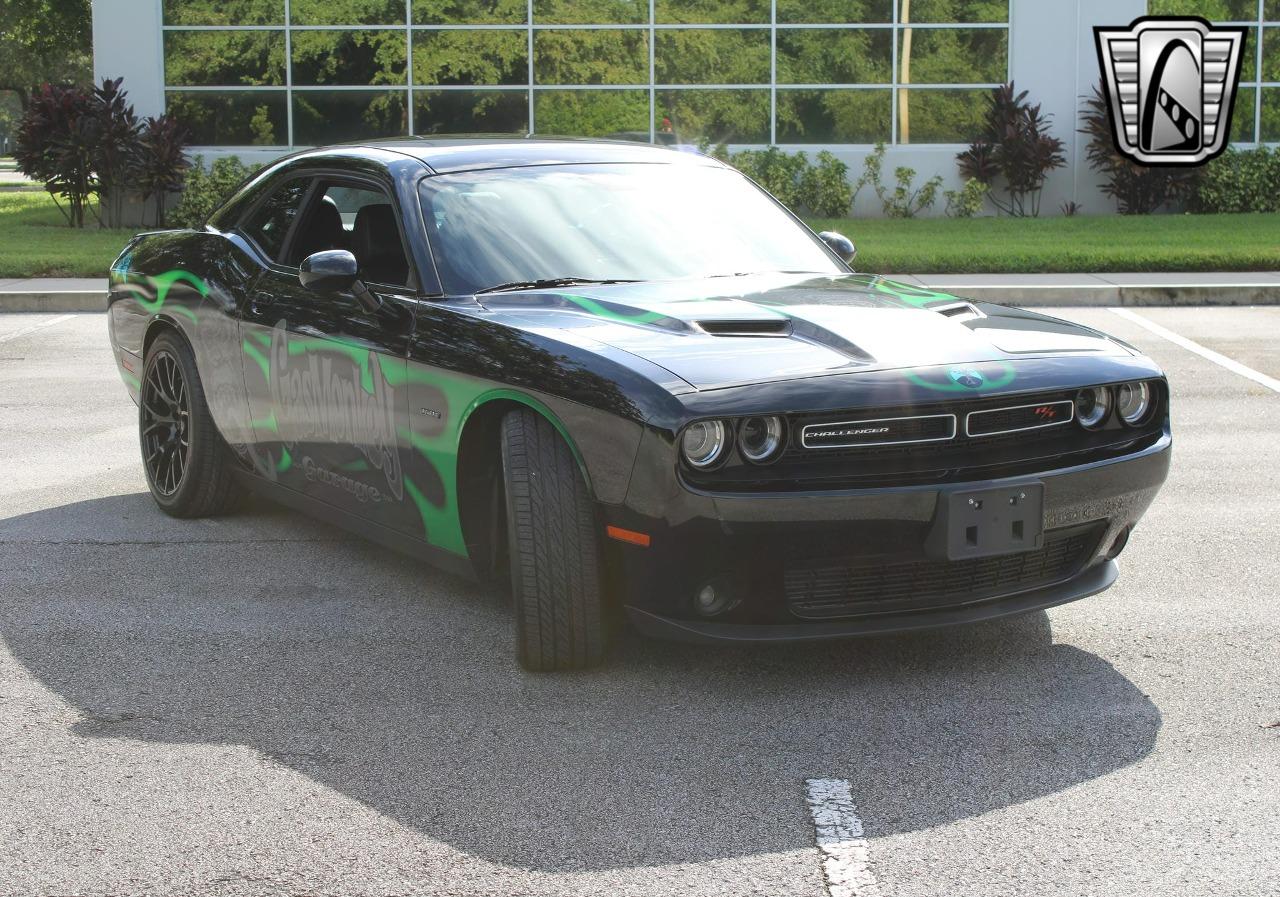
[692,580,737,617]
[1105,526,1131,560]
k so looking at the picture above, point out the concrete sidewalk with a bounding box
[3,273,1280,312]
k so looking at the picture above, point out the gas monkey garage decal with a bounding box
[268,321,404,501]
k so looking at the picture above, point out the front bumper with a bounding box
[607,429,1171,642]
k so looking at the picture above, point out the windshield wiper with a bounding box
[475,277,640,294]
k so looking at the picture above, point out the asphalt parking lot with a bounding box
[1,307,1276,897]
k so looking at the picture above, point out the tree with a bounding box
[0,0,92,109]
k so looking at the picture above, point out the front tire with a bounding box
[501,407,608,671]
[140,331,240,518]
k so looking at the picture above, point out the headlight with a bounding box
[1115,381,1153,425]
[681,420,729,468]
[738,415,785,464]
[1075,386,1112,429]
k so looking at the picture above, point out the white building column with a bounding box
[92,0,165,118]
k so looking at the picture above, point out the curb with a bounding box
[0,292,105,313]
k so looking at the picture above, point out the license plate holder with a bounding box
[927,482,1045,561]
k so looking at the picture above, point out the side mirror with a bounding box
[300,250,359,293]
[818,231,857,266]
[299,249,380,312]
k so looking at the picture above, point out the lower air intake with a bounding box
[784,524,1104,620]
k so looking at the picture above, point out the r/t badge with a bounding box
[1095,16,1247,167]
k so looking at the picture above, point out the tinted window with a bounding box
[243,178,310,260]
[289,182,411,286]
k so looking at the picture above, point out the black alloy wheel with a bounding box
[141,348,191,496]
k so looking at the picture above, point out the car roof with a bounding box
[337,136,723,174]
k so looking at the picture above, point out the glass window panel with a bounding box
[777,0,892,24]
[1233,86,1258,141]
[1260,88,1280,141]
[777,28,892,84]
[290,31,407,86]
[414,89,529,133]
[534,31,647,85]
[777,88,892,143]
[166,90,287,145]
[533,0,646,24]
[898,27,1006,84]
[413,30,527,86]
[655,30,770,85]
[244,178,310,260]
[1149,0,1257,18]
[1267,0,1280,20]
[655,0,768,25]
[293,90,408,143]
[1259,26,1280,81]
[897,87,987,143]
[413,0,526,24]
[290,0,405,25]
[897,0,1008,24]
[656,89,769,143]
[533,89,649,135]
[163,0,283,25]
[164,30,285,87]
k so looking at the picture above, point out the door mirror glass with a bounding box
[818,231,857,265]
[299,249,359,293]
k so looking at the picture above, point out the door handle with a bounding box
[249,291,276,316]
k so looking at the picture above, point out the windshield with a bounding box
[417,163,844,295]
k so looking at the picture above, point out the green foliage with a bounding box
[797,152,855,218]
[957,83,1065,217]
[0,0,92,107]
[1191,147,1280,214]
[853,144,943,218]
[728,146,809,210]
[944,178,989,218]
[1079,85,1197,214]
[168,155,261,228]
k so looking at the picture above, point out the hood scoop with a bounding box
[929,300,986,322]
[695,319,792,337]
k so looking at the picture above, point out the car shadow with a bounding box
[0,493,1162,872]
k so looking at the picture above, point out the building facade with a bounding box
[91,0,1280,215]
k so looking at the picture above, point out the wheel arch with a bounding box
[454,391,593,582]
[142,314,193,360]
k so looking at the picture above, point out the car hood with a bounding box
[475,273,1132,391]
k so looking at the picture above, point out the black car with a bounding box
[108,139,1171,670]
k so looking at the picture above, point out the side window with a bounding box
[242,179,310,262]
[290,182,411,287]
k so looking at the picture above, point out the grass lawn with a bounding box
[0,191,138,278]
[807,212,1280,274]
[0,189,1277,278]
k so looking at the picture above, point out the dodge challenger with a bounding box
[107,139,1171,670]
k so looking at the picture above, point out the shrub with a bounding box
[14,77,190,228]
[1190,146,1280,214]
[944,178,989,218]
[854,143,943,218]
[728,146,808,210]
[797,151,854,217]
[958,83,1066,217]
[134,114,191,227]
[13,83,97,227]
[168,155,260,228]
[1080,84,1196,214]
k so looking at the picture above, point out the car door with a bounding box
[237,173,419,534]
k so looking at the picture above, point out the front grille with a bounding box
[784,524,1104,620]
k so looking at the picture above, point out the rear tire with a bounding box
[501,407,608,671]
[140,331,241,518]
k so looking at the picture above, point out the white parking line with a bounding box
[804,778,883,897]
[0,314,77,344]
[1110,307,1280,394]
